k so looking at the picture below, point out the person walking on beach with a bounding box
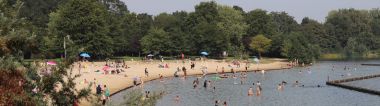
[221,67,225,74]
[104,85,110,99]
[182,66,187,77]
[139,77,144,88]
[144,68,149,77]
[101,91,107,105]
[96,85,102,95]
[191,62,195,69]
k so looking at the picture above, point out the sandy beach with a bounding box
[73,59,291,105]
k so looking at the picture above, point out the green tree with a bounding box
[126,13,153,55]
[184,1,221,55]
[325,9,371,49]
[0,0,36,58]
[217,5,247,57]
[300,17,334,53]
[48,0,113,59]
[249,34,272,58]
[244,9,275,53]
[268,11,299,57]
[282,32,320,64]
[140,28,171,54]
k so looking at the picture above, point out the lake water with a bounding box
[111,60,380,106]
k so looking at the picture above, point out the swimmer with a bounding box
[256,81,261,86]
[175,95,180,102]
[248,87,254,96]
[193,80,198,89]
[215,100,220,106]
[223,101,227,106]
[277,84,282,91]
[256,86,261,96]
[294,81,299,87]
[208,81,211,88]
[282,81,287,85]
[203,80,208,88]
[233,74,238,84]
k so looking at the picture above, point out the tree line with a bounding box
[1,0,380,63]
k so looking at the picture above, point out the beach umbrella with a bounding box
[80,53,91,58]
[253,57,259,64]
[47,61,57,65]
[200,52,208,56]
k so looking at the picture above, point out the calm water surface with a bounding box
[111,60,380,106]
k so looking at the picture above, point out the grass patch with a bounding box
[320,53,345,60]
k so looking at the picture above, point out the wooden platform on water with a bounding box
[361,64,380,66]
[326,74,380,96]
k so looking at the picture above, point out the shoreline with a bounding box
[109,67,291,97]
[74,59,291,105]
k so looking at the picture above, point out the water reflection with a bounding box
[112,60,380,106]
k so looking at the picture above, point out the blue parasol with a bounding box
[80,53,90,58]
[200,52,209,56]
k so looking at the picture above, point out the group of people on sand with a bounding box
[96,84,110,105]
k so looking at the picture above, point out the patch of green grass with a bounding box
[320,53,345,60]
[110,56,142,61]
[23,58,63,63]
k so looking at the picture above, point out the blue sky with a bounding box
[121,0,380,23]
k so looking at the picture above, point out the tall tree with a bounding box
[126,13,153,55]
[300,17,334,52]
[185,1,221,55]
[325,9,372,49]
[249,34,272,58]
[268,11,299,57]
[48,0,112,59]
[244,9,275,53]
[217,5,247,56]
[140,28,171,54]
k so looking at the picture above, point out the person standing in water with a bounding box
[248,87,254,96]
[215,100,220,106]
[175,95,180,103]
[256,86,261,96]
[256,81,262,96]
[277,84,282,91]
[193,78,199,88]
[203,80,208,88]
